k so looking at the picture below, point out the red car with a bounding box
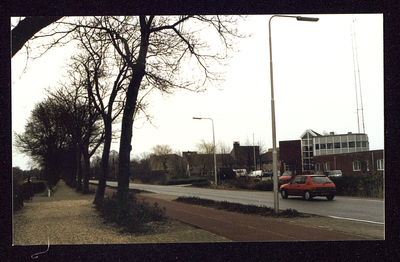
[279,171,293,183]
[280,174,336,200]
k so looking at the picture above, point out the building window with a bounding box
[362,141,367,147]
[356,141,361,147]
[316,144,319,150]
[315,163,321,171]
[324,162,330,172]
[366,160,370,171]
[284,164,295,172]
[353,161,361,171]
[320,144,326,149]
[334,142,340,148]
[377,159,384,170]
[327,143,333,149]
[349,142,355,148]
[342,142,348,148]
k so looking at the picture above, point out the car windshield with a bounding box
[311,176,332,184]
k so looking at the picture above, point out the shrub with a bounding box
[223,176,256,189]
[251,180,274,191]
[13,178,24,212]
[18,180,47,200]
[165,177,208,185]
[330,173,383,198]
[175,196,300,218]
[191,180,211,188]
[217,167,236,180]
[95,192,167,233]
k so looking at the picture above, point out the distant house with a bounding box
[182,151,202,176]
[260,148,280,174]
[230,141,259,170]
[182,142,262,177]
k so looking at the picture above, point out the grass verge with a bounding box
[174,196,300,218]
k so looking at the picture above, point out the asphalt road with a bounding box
[90,180,384,224]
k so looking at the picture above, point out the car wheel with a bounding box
[326,194,335,200]
[304,191,313,201]
[281,189,288,199]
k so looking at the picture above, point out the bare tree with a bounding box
[14,98,71,188]
[95,15,246,211]
[11,16,62,57]
[46,82,104,192]
[13,15,246,218]
[196,139,215,176]
[218,140,235,167]
[151,144,173,174]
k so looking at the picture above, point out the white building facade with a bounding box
[300,130,369,173]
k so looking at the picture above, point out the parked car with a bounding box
[279,171,293,183]
[233,169,247,178]
[263,170,273,178]
[280,174,336,201]
[328,170,343,178]
[248,170,263,179]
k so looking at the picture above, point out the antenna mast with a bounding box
[351,15,365,134]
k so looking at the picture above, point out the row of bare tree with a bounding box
[12,15,246,217]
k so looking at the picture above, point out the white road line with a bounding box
[328,215,384,225]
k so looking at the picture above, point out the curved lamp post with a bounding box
[193,117,217,187]
[269,15,319,214]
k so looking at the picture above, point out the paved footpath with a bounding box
[97,185,369,241]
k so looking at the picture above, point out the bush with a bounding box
[251,180,274,191]
[165,177,208,185]
[18,180,47,200]
[13,179,24,212]
[95,192,167,233]
[217,167,236,180]
[134,170,167,185]
[217,176,254,189]
[191,180,211,188]
[330,173,383,198]
[175,196,300,218]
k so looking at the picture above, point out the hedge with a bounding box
[165,177,208,185]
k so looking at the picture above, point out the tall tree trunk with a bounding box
[94,119,112,203]
[82,146,90,193]
[76,144,83,191]
[117,15,151,220]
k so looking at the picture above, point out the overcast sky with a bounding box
[12,14,383,170]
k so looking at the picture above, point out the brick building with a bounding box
[313,149,384,175]
[278,130,383,176]
[279,140,302,176]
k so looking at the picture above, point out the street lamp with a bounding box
[193,117,217,187]
[269,15,319,214]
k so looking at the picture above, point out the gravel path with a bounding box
[13,180,229,245]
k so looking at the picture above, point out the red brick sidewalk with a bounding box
[91,184,368,241]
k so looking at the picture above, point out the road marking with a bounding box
[328,215,384,225]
